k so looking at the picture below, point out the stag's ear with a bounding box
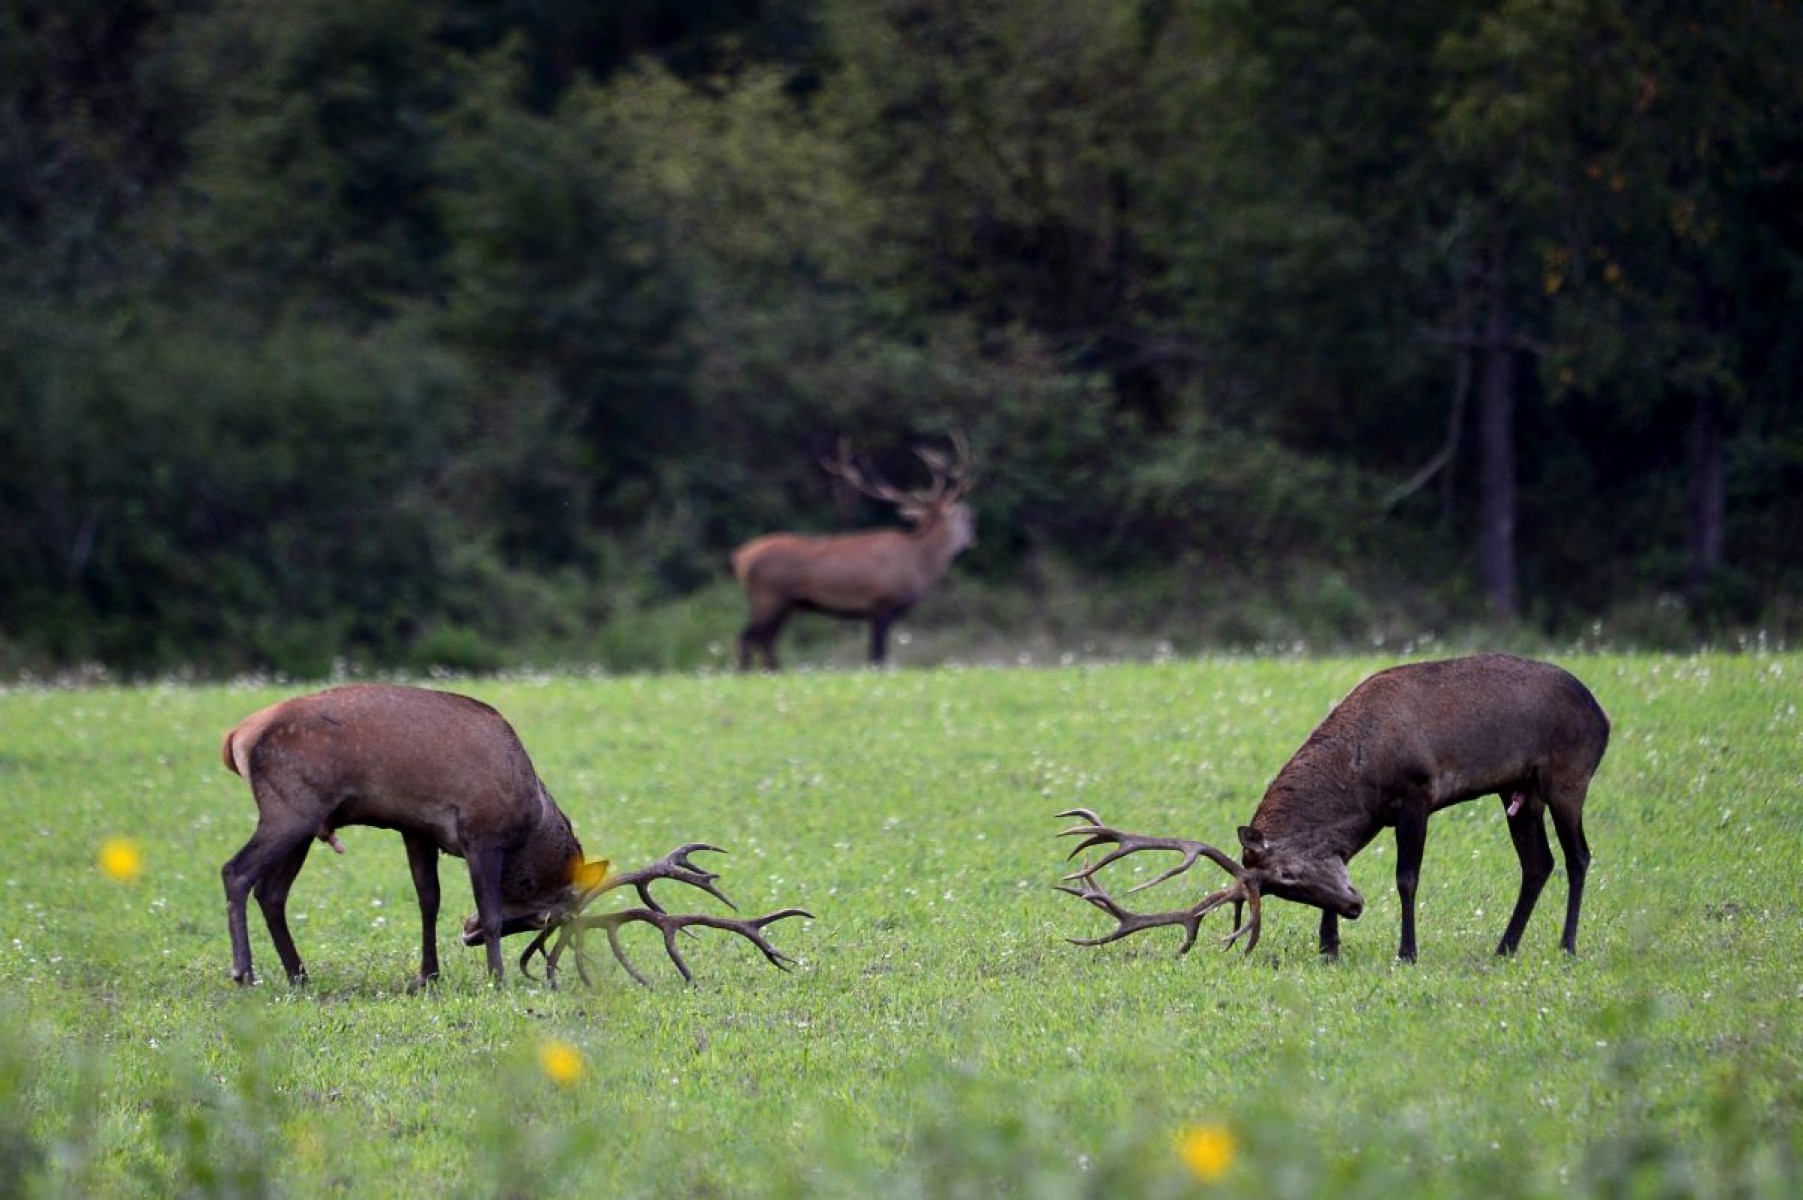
[571,858,610,891]
[1238,826,1268,860]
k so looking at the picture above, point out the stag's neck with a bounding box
[1249,737,1384,860]
[506,787,584,901]
[906,512,965,575]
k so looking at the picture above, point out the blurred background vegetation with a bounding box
[3,0,1799,677]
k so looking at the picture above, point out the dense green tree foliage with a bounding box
[1,0,1797,674]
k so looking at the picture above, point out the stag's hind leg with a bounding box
[253,837,316,983]
[739,604,790,671]
[1546,779,1594,954]
[868,605,911,665]
[222,823,315,985]
[1496,787,1555,956]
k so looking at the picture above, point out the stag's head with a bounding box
[1235,826,1364,919]
[457,818,605,951]
[822,432,976,548]
[1055,809,1362,956]
[460,845,607,946]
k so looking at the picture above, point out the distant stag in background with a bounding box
[221,684,809,987]
[1056,654,1609,961]
[732,433,975,670]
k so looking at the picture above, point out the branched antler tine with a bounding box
[1053,881,1144,946]
[1057,871,1259,957]
[1058,835,1132,869]
[664,841,727,864]
[916,432,973,494]
[662,843,737,910]
[592,843,737,914]
[604,922,654,988]
[1180,882,1260,953]
[913,448,949,503]
[948,428,971,473]
[631,873,738,914]
[1053,819,1117,847]
[1054,812,1135,873]
[541,922,581,985]
[661,925,698,984]
[541,922,585,988]
[1220,891,1262,954]
[1060,888,1205,951]
[1057,826,1225,893]
[657,909,813,977]
[1125,848,1211,894]
[571,934,599,988]
[741,908,813,969]
[821,439,914,507]
[517,925,557,981]
[561,906,812,985]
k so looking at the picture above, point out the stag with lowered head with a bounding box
[220,683,809,987]
[732,433,975,670]
[1057,654,1609,961]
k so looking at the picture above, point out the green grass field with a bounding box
[3,654,1799,1197]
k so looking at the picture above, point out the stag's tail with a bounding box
[220,701,286,778]
[731,536,786,586]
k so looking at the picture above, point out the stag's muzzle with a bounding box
[462,911,553,945]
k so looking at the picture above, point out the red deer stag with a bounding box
[732,433,975,670]
[220,684,809,986]
[1057,654,1609,961]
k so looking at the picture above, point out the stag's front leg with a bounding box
[463,847,509,982]
[403,831,443,987]
[1318,909,1340,959]
[1393,808,1429,962]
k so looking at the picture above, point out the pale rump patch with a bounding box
[1506,792,1527,817]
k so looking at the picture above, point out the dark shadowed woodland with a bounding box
[4,0,1799,676]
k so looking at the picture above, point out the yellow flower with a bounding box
[537,1038,586,1087]
[98,837,144,883]
[1176,1123,1238,1182]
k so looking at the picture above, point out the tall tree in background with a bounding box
[170,0,453,322]
[822,1,1166,386]
[1433,1,1567,623]
[437,47,696,567]
[1531,1,1803,610]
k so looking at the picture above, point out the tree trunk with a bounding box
[1476,229,1518,622]
[1684,389,1726,604]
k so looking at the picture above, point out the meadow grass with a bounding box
[2,654,1798,1197]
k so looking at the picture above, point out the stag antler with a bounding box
[1054,807,1263,954]
[821,437,918,508]
[518,844,812,987]
[911,430,974,504]
[821,433,975,515]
